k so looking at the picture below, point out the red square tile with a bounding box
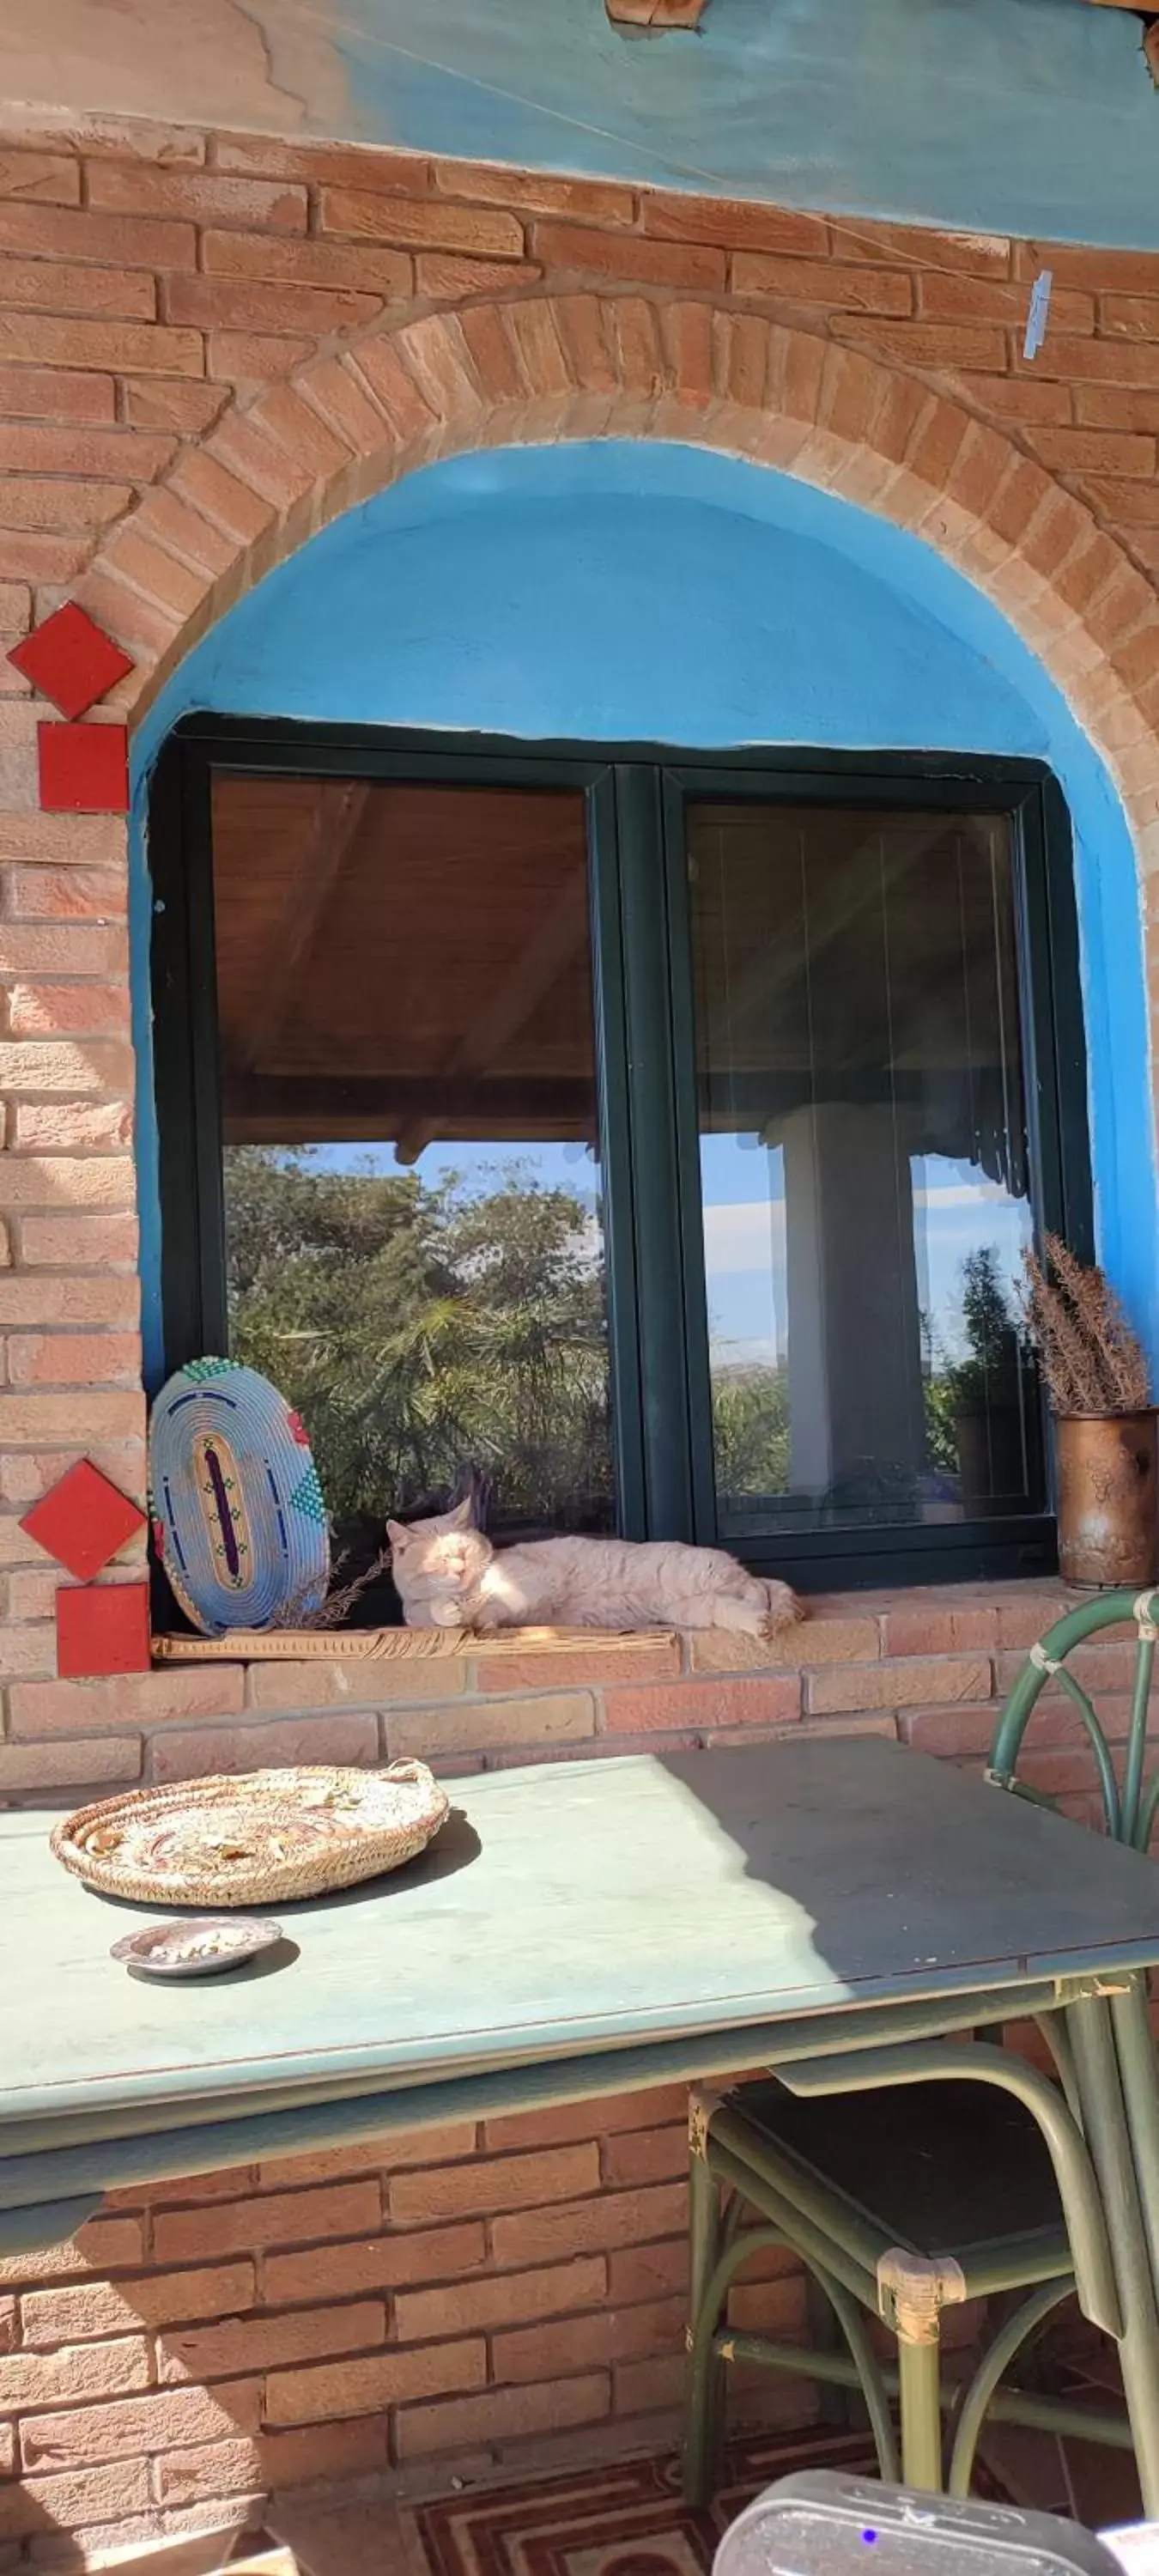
[58,1583,151,1680]
[9,603,134,720]
[39,721,130,813]
[21,1458,147,1582]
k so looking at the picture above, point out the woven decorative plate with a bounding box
[51,1763,450,1909]
[149,1358,330,1636]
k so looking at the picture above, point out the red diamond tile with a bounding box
[9,602,134,720]
[21,1458,147,1582]
[58,1582,151,1680]
[39,720,130,813]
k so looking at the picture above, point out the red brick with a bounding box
[838,221,1011,276]
[416,252,542,301]
[0,532,92,583]
[21,2263,255,2347]
[153,2178,381,2264]
[950,372,1072,425]
[0,153,80,206]
[206,413,313,512]
[149,2438,264,2509]
[0,479,131,534]
[604,1674,800,1733]
[265,2337,484,2426]
[607,2240,689,2303]
[260,2220,486,2307]
[0,918,126,974]
[319,191,523,258]
[475,1642,681,1694]
[482,2085,687,2153]
[255,2412,389,2492]
[9,1662,244,1736]
[603,2125,686,2188]
[167,273,383,337]
[6,978,130,1036]
[389,2142,599,2227]
[0,2421,12,2476]
[438,164,634,225]
[395,2371,608,2460]
[494,2293,685,2384]
[0,2215,143,2289]
[395,2256,606,2345]
[1024,336,1159,387]
[18,1215,137,1267]
[883,1607,999,1656]
[200,228,411,296]
[0,201,196,270]
[123,380,229,435]
[0,1153,134,1209]
[0,1733,141,1795]
[919,273,1093,331]
[100,527,207,618]
[0,315,203,376]
[1076,386,1159,430]
[87,164,306,230]
[348,334,438,440]
[733,252,910,314]
[828,318,1009,372]
[492,2181,687,2269]
[0,258,156,324]
[149,1714,378,1783]
[0,2464,151,2543]
[644,193,826,255]
[0,424,176,488]
[158,2299,385,2384]
[7,1333,139,1387]
[214,137,431,191]
[532,222,725,292]
[20,2380,261,2474]
[296,356,391,455]
[902,1704,1006,1759]
[1015,240,1159,291]
[807,1655,992,1715]
[1026,428,1156,478]
[128,488,237,579]
[0,2337,150,2410]
[168,450,276,544]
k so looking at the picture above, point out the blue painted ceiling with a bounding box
[7,0,1159,248]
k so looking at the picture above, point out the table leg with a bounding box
[1066,1991,1159,2515]
[1110,1974,1159,2294]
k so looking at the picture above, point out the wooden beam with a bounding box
[393,866,591,1165]
[244,780,371,1074]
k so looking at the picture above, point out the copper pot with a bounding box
[1055,1409,1159,1588]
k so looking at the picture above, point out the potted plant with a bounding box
[950,1247,1041,1519]
[1020,1234,1156,1587]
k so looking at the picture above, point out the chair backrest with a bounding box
[988,1587,1159,1848]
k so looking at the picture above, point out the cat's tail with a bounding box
[762,1578,804,1637]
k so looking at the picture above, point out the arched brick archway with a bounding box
[75,291,1159,880]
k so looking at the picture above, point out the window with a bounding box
[152,726,1091,1591]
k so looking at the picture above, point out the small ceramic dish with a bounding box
[110,1915,283,1978]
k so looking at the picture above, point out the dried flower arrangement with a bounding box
[1019,1235,1151,1416]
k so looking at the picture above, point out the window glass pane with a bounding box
[689,799,1043,1537]
[210,775,613,1543]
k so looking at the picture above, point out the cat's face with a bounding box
[387,1497,491,1601]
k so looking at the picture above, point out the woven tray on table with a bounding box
[51,1762,450,1909]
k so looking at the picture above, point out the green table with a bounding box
[4,1738,1159,2495]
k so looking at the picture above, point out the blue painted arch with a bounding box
[134,439,1156,1388]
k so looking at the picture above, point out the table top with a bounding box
[5,1736,1159,2128]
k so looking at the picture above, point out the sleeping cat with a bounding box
[387,1498,801,1638]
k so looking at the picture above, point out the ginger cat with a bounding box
[387,1499,801,1638]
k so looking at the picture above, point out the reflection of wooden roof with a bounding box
[213,775,1024,1184]
[214,776,597,1157]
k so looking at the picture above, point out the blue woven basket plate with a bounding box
[149,1359,330,1637]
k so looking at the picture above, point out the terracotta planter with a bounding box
[1055,1408,1159,1588]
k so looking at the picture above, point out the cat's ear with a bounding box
[447,1495,475,1529]
[385,1519,409,1548]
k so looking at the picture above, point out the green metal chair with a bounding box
[683,1587,1159,2506]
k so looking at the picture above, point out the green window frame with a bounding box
[150,718,1092,1592]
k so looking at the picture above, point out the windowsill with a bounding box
[150,1577,1084,1680]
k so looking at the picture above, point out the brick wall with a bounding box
[0,108,1156,2551]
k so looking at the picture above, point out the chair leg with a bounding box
[897,2330,944,2491]
[879,2250,962,2493]
[684,2093,726,2507]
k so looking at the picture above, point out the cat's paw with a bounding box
[762,1581,804,1637]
